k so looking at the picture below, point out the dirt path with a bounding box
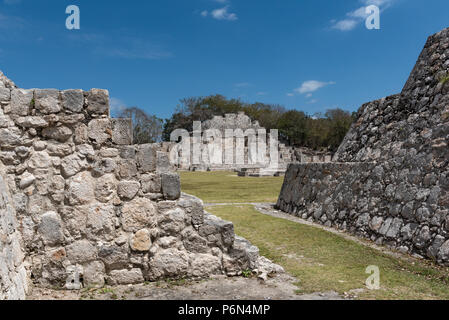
[27,274,345,300]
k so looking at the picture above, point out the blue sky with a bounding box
[0,0,448,119]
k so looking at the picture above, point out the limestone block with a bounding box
[66,240,97,264]
[38,211,64,246]
[87,89,109,116]
[82,261,105,288]
[117,180,140,200]
[140,173,161,194]
[0,88,10,101]
[188,253,221,278]
[107,268,144,285]
[61,89,84,113]
[94,174,117,203]
[118,159,138,179]
[98,245,129,270]
[88,119,111,145]
[147,249,189,280]
[136,144,157,172]
[86,204,115,241]
[10,89,33,116]
[161,173,181,200]
[34,89,61,114]
[182,227,208,253]
[16,116,48,128]
[67,171,95,206]
[0,127,22,146]
[73,123,88,144]
[61,154,88,178]
[121,197,157,232]
[178,196,205,227]
[130,229,151,252]
[42,126,73,142]
[158,208,187,236]
[111,118,133,145]
[157,151,172,173]
[199,214,235,249]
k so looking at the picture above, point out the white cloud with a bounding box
[211,6,237,21]
[331,0,396,31]
[294,80,335,95]
[201,10,208,17]
[332,19,358,31]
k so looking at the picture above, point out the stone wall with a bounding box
[0,72,280,298]
[0,162,28,299]
[171,112,333,174]
[277,27,449,264]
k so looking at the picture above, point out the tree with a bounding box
[278,110,308,146]
[117,107,163,144]
[324,109,353,151]
[162,94,354,151]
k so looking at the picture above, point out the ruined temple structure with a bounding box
[171,112,333,177]
[0,72,282,300]
[277,27,449,265]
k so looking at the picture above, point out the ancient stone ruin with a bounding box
[0,72,281,299]
[171,112,333,176]
[277,27,449,264]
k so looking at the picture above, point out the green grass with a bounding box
[440,74,449,85]
[180,171,284,203]
[180,171,449,300]
[208,205,449,300]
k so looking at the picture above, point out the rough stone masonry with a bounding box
[0,72,282,300]
[277,27,449,265]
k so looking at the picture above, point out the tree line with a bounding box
[116,94,355,151]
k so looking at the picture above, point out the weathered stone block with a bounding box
[38,211,64,246]
[34,89,61,114]
[112,118,133,145]
[66,240,97,264]
[130,229,151,252]
[88,119,111,145]
[42,126,73,142]
[87,89,109,116]
[121,197,157,232]
[136,144,157,172]
[117,180,140,200]
[147,249,189,280]
[161,173,181,200]
[140,173,161,194]
[82,261,105,288]
[0,88,10,101]
[61,89,84,113]
[10,89,33,116]
[107,268,144,285]
[98,245,129,270]
[158,208,187,235]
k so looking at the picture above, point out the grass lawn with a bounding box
[180,171,449,300]
[180,171,284,203]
